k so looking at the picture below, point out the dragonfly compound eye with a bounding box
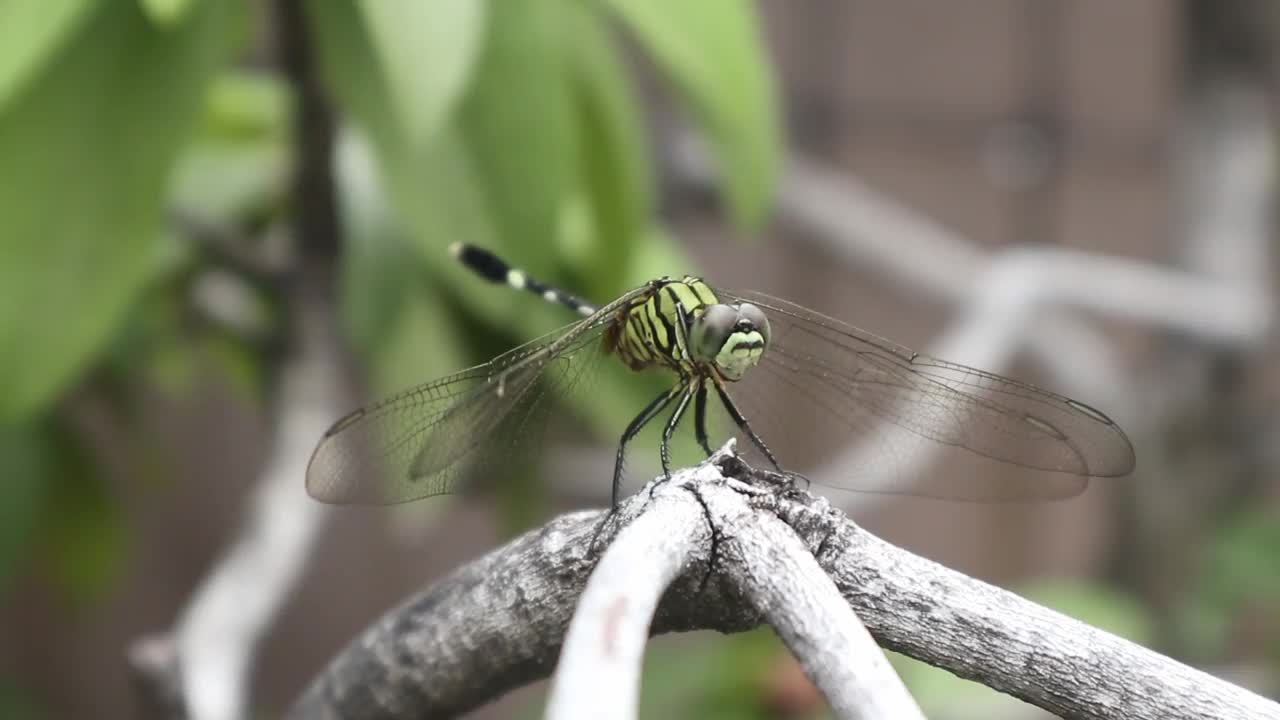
[691,304,737,364]
[738,303,770,346]
[692,303,769,381]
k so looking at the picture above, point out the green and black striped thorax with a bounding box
[605,277,771,382]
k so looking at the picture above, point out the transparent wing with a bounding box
[712,289,1136,500]
[306,318,611,505]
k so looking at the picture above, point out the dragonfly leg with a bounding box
[670,300,712,455]
[693,380,713,456]
[660,384,695,480]
[614,385,681,508]
[712,379,782,471]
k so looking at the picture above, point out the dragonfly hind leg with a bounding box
[647,383,694,503]
[693,381,713,456]
[613,385,681,508]
[660,384,695,477]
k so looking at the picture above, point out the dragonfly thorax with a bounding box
[608,278,768,381]
[690,302,770,381]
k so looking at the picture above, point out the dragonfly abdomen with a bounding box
[450,242,598,317]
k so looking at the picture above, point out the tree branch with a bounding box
[289,447,1279,720]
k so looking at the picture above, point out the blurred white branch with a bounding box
[175,303,338,720]
[1176,80,1274,288]
[1144,78,1279,425]
[127,5,360,718]
[290,447,1280,719]
[129,300,341,720]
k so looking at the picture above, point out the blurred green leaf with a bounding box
[0,425,48,595]
[100,270,182,382]
[334,131,405,350]
[308,3,398,147]
[144,334,200,398]
[200,70,290,140]
[311,3,499,298]
[204,331,263,405]
[0,680,44,720]
[393,131,500,284]
[173,141,286,220]
[357,0,486,152]
[563,3,651,299]
[1205,511,1280,599]
[37,422,127,604]
[369,284,467,399]
[335,128,471,396]
[1183,511,1280,659]
[333,128,488,353]
[316,0,740,336]
[891,650,1037,720]
[639,630,785,719]
[0,1,243,422]
[605,0,779,230]
[171,71,291,220]
[457,0,576,271]
[0,0,98,113]
[625,226,697,287]
[522,630,789,719]
[1017,580,1153,643]
[138,0,197,27]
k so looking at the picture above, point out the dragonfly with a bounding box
[306,244,1136,507]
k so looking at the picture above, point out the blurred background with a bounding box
[0,1,1277,718]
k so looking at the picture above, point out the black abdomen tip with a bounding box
[449,242,510,283]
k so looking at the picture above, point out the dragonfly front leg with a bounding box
[693,380,713,456]
[712,378,782,471]
[672,300,713,457]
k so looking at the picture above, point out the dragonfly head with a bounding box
[690,302,770,381]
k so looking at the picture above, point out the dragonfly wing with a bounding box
[716,289,1135,500]
[305,324,604,505]
[407,360,545,480]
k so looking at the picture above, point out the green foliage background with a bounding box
[0,0,782,715]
